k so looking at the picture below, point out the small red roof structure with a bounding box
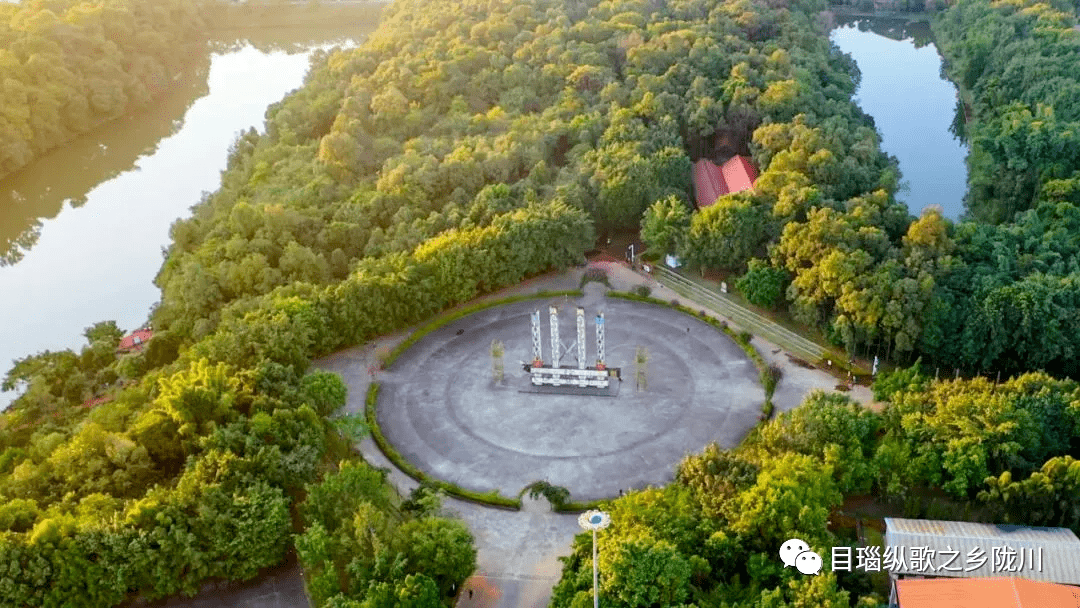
[693,156,758,209]
[118,329,153,353]
[896,577,1080,608]
[80,395,112,409]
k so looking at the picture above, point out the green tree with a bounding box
[641,194,692,257]
[681,193,770,271]
[84,321,124,347]
[736,259,787,308]
[601,537,693,607]
[981,456,1080,530]
[392,517,477,598]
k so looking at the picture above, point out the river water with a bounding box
[830,15,968,221]
[0,27,375,409]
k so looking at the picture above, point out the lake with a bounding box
[0,23,379,409]
[829,15,968,221]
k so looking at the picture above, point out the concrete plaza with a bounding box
[374,286,764,502]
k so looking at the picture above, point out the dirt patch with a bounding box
[786,354,816,369]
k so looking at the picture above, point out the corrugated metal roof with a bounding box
[884,518,1080,585]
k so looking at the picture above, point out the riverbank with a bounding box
[0,28,379,411]
[210,0,388,30]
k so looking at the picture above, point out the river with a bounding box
[829,14,968,221]
[0,23,379,409]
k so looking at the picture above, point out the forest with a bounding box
[934,0,1080,225]
[638,0,1080,378]
[1,0,1079,605]
[0,0,210,179]
[552,372,1080,607]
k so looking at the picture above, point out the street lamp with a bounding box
[578,510,611,608]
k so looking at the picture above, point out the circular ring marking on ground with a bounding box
[377,295,763,500]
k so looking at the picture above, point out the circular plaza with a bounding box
[374,292,763,502]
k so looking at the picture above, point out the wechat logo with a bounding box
[779,538,823,575]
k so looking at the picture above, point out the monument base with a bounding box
[518,365,621,397]
[519,379,621,397]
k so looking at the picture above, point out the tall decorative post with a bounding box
[576,307,587,369]
[635,346,648,391]
[531,310,544,367]
[578,510,611,608]
[491,340,504,382]
[549,306,561,368]
[595,313,605,370]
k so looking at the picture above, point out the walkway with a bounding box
[595,261,875,412]
[651,265,826,363]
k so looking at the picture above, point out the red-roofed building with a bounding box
[895,577,1080,608]
[80,395,112,409]
[692,155,759,209]
[118,328,153,353]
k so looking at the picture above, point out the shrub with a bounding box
[761,364,783,398]
[738,330,753,343]
[526,480,572,509]
[634,285,651,297]
[580,267,610,287]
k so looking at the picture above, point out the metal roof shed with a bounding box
[884,518,1080,585]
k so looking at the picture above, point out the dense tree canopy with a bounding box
[552,370,1080,607]
[4,0,1080,604]
[934,0,1080,224]
[0,0,209,179]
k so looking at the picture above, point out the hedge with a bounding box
[365,383,520,510]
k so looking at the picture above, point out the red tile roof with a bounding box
[692,156,758,209]
[118,329,153,352]
[80,395,112,409]
[897,577,1080,608]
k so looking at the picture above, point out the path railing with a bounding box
[650,265,827,364]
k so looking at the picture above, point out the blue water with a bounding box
[831,21,968,221]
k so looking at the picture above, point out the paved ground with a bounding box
[360,284,762,502]
[119,558,308,608]
[601,261,876,411]
[348,430,583,608]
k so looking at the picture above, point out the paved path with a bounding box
[594,261,875,411]
[119,558,308,608]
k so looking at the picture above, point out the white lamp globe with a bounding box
[578,510,611,531]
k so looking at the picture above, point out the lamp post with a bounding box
[578,510,611,608]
